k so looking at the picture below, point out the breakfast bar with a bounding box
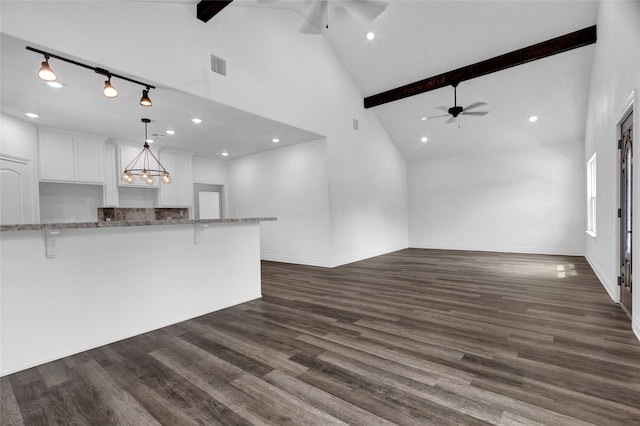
[0,217,275,375]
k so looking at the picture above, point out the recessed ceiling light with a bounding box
[421,117,427,121]
[272,138,280,143]
[46,81,64,88]
[146,139,155,144]
[25,112,39,118]
[192,118,202,124]
[166,130,175,135]
[529,116,538,122]
[420,136,428,143]
[221,152,229,157]
[366,32,375,40]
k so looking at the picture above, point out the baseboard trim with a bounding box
[584,253,617,302]
[329,244,410,268]
[409,242,584,256]
[633,316,640,342]
[260,254,333,268]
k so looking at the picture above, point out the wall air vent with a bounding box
[210,54,227,77]
[353,118,359,130]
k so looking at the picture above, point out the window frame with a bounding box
[586,152,597,237]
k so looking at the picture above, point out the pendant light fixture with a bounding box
[139,87,152,107]
[38,55,57,81]
[103,75,118,98]
[27,46,155,107]
[121,118,171,185]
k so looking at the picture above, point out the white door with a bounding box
[1,156,35,225]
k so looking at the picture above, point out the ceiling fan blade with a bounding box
[434,105,450,112]
[463,111,489,117]
[445,116,457,124]
[427,114,450,120]
[463,101,488,111]
[299,0,326,34]
[341,0,389,22]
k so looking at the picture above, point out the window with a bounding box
[586,153,597,237]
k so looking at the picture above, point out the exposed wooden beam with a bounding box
[363,25,597,109]
[197,1,234,23]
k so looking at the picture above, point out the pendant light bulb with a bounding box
[38,57,56,82]
[103,77,118,98]
[161,171,172,184]
[140,88,152,107]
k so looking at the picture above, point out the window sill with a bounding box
[586,230,597,238]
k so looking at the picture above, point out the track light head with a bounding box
[38,56,56,81]
[103,76,118,98]
[140,88,152,107]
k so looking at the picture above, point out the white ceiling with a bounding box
[0,33,323,159]
[1,1,599,163]
[241,0,599,161]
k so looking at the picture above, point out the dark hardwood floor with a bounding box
[2,249,640,425]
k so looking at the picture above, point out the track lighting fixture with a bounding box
[38,55,57,81]
[103,76,118,98]
[140,87,152,107]
[121,119,171,186]
[26,46,156,107]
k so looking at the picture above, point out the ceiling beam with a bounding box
[197,1,234,23]
[363,25,597,109]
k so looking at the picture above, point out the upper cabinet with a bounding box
[38,129,105,184]
[158,150,193,207]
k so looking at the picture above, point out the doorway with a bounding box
[194,183,224,220]
[620,110,633,317]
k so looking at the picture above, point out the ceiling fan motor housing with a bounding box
[449,106,464,117]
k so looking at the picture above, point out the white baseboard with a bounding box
[409,242,584,256]
[584,253,618,302]
[329,243,409,268]
[633,316,640,342]
[260,253,333,268]
[262,244,410,269]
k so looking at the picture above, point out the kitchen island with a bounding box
[0,217,275,375]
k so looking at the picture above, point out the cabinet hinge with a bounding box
[618,208,622,218]
[618,276,622,286]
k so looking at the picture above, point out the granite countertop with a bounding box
[0,217,277,232]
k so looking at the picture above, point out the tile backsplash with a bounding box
[98,208,188,222]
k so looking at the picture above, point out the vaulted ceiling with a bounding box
[1,1,599,162]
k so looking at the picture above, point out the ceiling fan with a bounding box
[428,83,489,124]
[258,0,389,34]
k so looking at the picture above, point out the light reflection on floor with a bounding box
[556,263,577,278]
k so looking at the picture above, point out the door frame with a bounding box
[616,90,637,321]
[193,183,224,219]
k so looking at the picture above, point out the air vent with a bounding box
[210,53,227,77]
[353,118,359,130]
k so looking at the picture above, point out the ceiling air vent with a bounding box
[353,118,359,130]
[210,53,227,77]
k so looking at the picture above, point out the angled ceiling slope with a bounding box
[364,25,597,108]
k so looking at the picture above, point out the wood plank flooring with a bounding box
[2,249,640,425]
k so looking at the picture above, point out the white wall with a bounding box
[228,139,331,266]
[0,112,40,222]
[0,2,409,267]
[409,139,585,255]
[583,1,640,338]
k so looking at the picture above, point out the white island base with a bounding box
[1,220,268,376]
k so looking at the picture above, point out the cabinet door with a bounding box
[103,144,119,206]
[39,133,74,181]
[158,151,193,207]
[158,151,178,205]
[74,138,104,183]
[118,145,159,188]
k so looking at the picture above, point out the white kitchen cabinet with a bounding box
[38,130,105,184]
[118,144,159,188]
[103,143,119,206]
[158,150,193,207]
